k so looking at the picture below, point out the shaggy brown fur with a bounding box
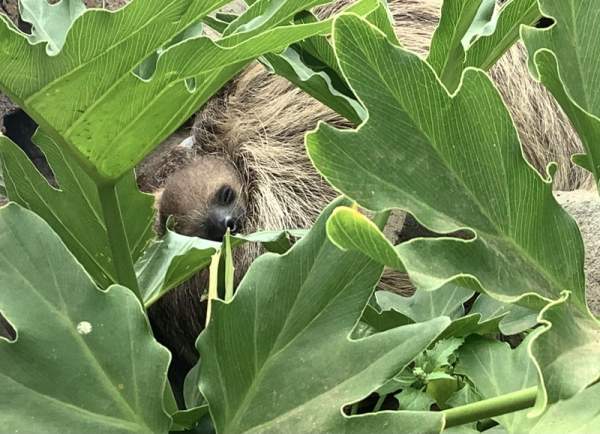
[147,156,248,369]
[143,0,592,373]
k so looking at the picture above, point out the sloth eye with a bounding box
[216,185,236,206]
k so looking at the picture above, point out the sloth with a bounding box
[143,0,593,385]
[155,156,246,240]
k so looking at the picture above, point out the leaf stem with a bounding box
[206,250,222,327]
[223,230,235,302]
[97,183,141,303]
[373,394,386,412]
[443,386,537,428]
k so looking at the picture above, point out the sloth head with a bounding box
[156,156,246,241]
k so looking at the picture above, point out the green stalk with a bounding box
[97,183,141,303]
[443,386,537,429]
[206,250,222,327]
[373,394,386,412]
[223,230,235,302]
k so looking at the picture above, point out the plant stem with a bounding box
[443,386,537,429]
[97,183,141,303]
[206,250,222,327]
[223,230,235,302]
[373,395,386,412]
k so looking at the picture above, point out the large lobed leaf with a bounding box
[455,336,537,432]
[427,0,495,92]
[307,13,585,310]
[19,0,86,54]
[0,131,154,288]
[197,199,450,433]
[307,12,596,410]
[0,204,171,433]
[527,293,600,415]
[465,0,540,71]
[0,0,356,181]
[519,0,600,408]
[427,0,541,91]
[458,336,600,432]
[522,0,600,187]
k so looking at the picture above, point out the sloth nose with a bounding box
[222,215,238,233]
[206,212,240,241]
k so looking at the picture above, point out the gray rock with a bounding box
[555,190,600,316]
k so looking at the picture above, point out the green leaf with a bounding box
[417,338,465,375]
[183,362,205,410]
[237,229,307,253]
[327,211,506,339]
[356,300,413,338]
[262,47,365,123]
[0,0,347,181]
[136,228,306,307]
[327,206,405,271]
[197,199,449,433]
[306,13,586,310]
[522,0,600,186]
[170,405,210,432]
[360,288,503,341]
[426,376,459,408]
[0,167,5,197]
[223,0,330,38]
[0,203,171,433]
[524,382,600,433]
[460,0,497,49]
[395,387,435,411]
[455,336,537,432]
[376,287,472,322]
[427,0,495,91]
[0,131,154,288]
[528,292,600,413]
[136,229,220,307]
[470,293,538,335]
[256,0,391,124]
[19,0,87,55]
[446,384,481,408]
[465,0,540,71]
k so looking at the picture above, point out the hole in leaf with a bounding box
[0,313,16,342]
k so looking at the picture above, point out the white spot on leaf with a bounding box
[76,321,92,335]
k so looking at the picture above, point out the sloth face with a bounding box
[203,183,243,241]
[157,156,246,241]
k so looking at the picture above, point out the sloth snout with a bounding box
[206,209,240,241]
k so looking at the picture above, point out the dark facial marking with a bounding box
[216,184,236,206]
[202,183,243,241]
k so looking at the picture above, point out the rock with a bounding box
[555,190,600,316]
